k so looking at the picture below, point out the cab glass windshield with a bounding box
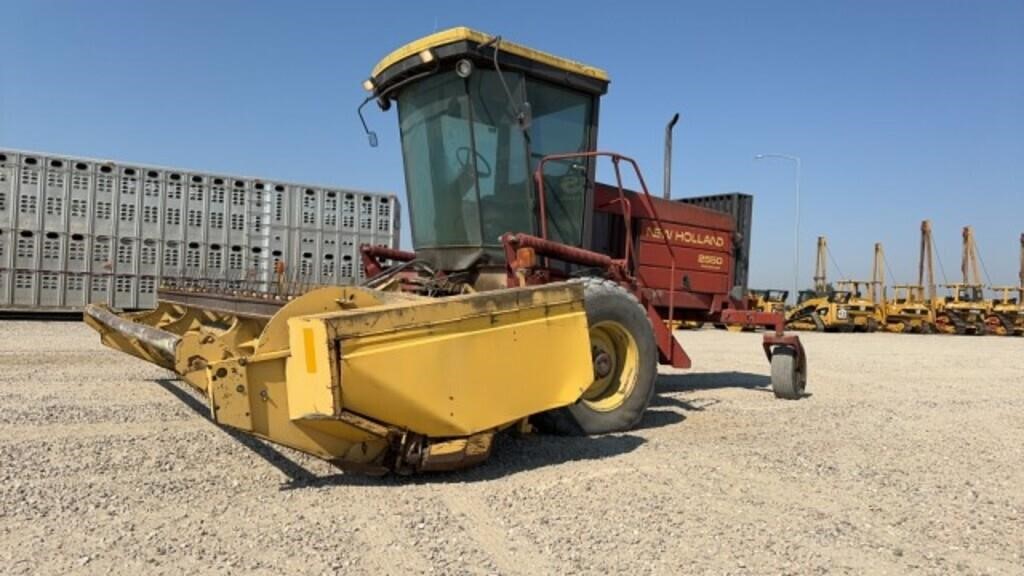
[397,69,593,254]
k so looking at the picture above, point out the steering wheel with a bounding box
[558,172,585,196]
[456,146,493,179]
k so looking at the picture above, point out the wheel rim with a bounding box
[582,320,640,412]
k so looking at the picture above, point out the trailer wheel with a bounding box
[770,347,805,399]
[533,278,657,435]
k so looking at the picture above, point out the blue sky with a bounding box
[2,1,1021,292]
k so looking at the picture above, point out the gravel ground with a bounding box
[1,320,1022,575]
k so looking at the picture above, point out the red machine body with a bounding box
[364,151,803,372]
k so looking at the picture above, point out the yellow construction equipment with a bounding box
[718,289,787,332]
[786,236,880,332]
[934,226,991,335]
[884,285,934,333]
[832,280,883,332]
[936,283,990,335]
[989,286,1022,336]
[84,28,807,474]
[986,233,1023,336]
[878,237,935,333]
[749,289,789,315]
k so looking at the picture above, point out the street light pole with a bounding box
[755,153,802,303]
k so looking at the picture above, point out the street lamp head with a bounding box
[755,153,801,163]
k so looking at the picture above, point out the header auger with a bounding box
[85,27,807,474]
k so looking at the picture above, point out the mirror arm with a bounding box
[480,36,532,133]
[357,96,379,147]
[355,61,441,148]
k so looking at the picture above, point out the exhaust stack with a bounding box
[663,113,680,200]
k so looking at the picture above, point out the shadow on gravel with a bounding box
[634,408,686,429]
[153,379,321,484]
[417,433,647,486]
[153,378,649,489]
[654,371,812,401]
[657,371,771,394]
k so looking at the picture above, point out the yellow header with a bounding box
[371,26,609,82]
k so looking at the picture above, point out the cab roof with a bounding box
[368,27,610,97]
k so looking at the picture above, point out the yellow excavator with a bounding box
[84,28,807,474]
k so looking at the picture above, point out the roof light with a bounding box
[455,59,474,78]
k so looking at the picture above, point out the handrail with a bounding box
[533,150,681,282]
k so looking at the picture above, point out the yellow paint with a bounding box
[207,359,254,431]
[581,320,639,412]
[371,26,609,82]
[84,277,594,472]
[287,319,338,421]
[318,283,593,437]
[303,328,317,373]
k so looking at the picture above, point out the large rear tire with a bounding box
[533,278,658,435]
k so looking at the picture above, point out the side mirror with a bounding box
[358,96,382,148]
